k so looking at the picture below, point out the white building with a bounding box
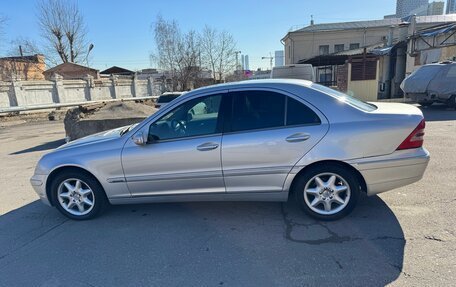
[274,50,284,67]
[244,55,250,70]
[447,0,456,14]
[396,0,428,18]
[428,1,445,15]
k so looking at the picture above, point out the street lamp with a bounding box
[85,43,94,67]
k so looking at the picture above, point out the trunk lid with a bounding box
[369,102,423,117]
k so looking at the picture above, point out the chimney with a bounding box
[310,15,314,26]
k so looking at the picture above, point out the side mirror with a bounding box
[132,132,145,145]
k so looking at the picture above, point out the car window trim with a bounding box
[149,132,223,144]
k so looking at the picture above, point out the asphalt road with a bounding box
[0,104,455,286]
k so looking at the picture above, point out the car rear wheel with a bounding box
[294,164,360,220]
[50,171,108,220]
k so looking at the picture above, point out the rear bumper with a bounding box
[348,148,430,196]
[30,174,52,206]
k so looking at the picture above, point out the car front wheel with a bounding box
[294,164,360,220]
[50,171,108,220]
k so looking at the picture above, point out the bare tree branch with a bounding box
[151,15,201,91]
[37,0,88,64]
[200,26,237,82]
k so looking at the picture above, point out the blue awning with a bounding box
[418,24,456,37]
[371,46,394,56]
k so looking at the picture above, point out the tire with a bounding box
[50,171,108,220]
[418,101,433,107]
[294,164,360,221]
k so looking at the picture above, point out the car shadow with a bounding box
[9,138,66,155]
[0,195,404,286]
[420,104,456,122]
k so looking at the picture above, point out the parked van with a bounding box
[271,64,315,82]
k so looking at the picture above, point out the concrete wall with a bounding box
[0,74,159,110]
[347,61,380,101]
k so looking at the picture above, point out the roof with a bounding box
[332,42,385,56]
[100,66,134,75]
[44,62,98,74]
[415,23,456,37]
[294,19,402,33]
[0,54,44,63]
[299,42,385,66]
[288,14,456,34]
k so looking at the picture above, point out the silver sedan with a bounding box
[30,79,430,220]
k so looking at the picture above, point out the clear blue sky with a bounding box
[0,0,396,71]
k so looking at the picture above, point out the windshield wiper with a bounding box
[120,125,133,136]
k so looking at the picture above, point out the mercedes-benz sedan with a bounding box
[30,79,430,220]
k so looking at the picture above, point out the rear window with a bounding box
[311,83,377,112]
[158,94,180,103]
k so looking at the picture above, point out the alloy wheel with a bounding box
[303,172,351,215]
[57,178,95,216]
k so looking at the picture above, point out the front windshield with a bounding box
[311,83,377,112]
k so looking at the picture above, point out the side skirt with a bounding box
[109,191,289,205]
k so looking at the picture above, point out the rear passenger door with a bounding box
[221,89,329,193]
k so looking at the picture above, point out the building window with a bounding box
[349,43,360,50]
[334,44,344,53]
[351,57,377,81]
[319,45,329,55]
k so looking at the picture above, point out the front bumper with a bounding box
[348,148,430,196]
[30,174,52,206]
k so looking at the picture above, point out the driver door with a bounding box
[121,91,227,197]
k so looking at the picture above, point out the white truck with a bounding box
[401,61,456,108]
[271,64,315,82]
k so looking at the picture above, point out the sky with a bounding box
[0,0,397,71]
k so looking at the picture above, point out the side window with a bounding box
[231,91,285,132]
[286,97,321,126]
[148,94,222,141]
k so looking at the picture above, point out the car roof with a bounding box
[193,79,313,91]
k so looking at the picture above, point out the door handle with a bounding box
[197,142,219,151]
[286,133,310,142]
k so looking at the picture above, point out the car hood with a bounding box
[58,126,127,150]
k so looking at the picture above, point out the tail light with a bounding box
[397,119,425,150]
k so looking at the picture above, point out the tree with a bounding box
[37,0,88,64]
[200,26,237,83]
[152,16,201,91]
